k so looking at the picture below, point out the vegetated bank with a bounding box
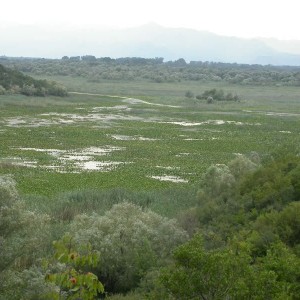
[0,63,68,96]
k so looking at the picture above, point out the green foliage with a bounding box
[185,90,194,98]
[248,201,300,257]
[0,176,51,269]
[195,152,300,248]
[70,202,188,293]
[0,267,57,300]
[197,88,240,101]
[45,234,104,299]
[2,56,300,86]
[0,176,52,297]
[259,242,300,298]
[160,234,282,300]
[0,63,68,96]
[1,57,300,298]
[239,152,300,211]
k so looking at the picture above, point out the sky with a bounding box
[1,0,299,40]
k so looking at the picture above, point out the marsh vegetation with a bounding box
[0,58,300,299]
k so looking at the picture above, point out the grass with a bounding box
[1,76,299,217]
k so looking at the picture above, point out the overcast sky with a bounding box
[1,0,299,40]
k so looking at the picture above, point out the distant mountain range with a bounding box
[1,23,300,66]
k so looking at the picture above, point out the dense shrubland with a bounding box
[1,56,300,86]
[1,149,299,299]
[0,63,68,96]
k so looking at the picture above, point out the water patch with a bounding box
[5,113,144,128]
[75,161,124,171]
[176,153,191,157]
[15,146,126,172]
[5,116,72,127]
[91,105,131,112]
[161,120,261,126]
[156,166,180,170]
[183,138,203,141]
[110,134,159,141]
[149,175,188,183]
[279,131,292,134]
[5,111,164,128]
[123,98,182,108]
[244,110,300,117]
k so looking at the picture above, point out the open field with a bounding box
[0,78,299,213]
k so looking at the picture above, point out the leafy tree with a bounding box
[259,241,300,298]
[160,234,280,300]
[70,202,188,293]
[0,176,51,297]
[239,151,300,211]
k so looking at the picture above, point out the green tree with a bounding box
[70,202,188,293]
[0,176,51,298]
[160,234,283,300]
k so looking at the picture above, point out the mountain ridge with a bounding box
[1,23,300,66]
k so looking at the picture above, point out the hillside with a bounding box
[0,64,67,96]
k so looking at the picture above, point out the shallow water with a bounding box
[149,175,188,183]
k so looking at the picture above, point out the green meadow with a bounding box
[1,77,299,206]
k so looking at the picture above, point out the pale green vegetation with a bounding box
[0,59,300,299]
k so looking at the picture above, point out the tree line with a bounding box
[1,56,300,86]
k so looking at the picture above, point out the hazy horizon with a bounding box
[1,0,300,41]
[2,0,300,65]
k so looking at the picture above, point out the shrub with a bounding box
[185,91,194,98]
[160,234,287,300]
[70,202,188,293]
[0,85,6,94]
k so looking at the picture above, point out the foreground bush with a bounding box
[0,176,51,298]
[160,234,300,299]
[70,202,188,293]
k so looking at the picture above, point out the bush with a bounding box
[160,234,290,299]
[0,85,6,94]
[0,176,51,273]
[197,88,241,101]
[70,202,188,293]
[185,91,194,98]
